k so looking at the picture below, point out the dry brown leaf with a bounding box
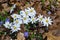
[52,29,60,36]
[17,32,25,40]
[5,35,11,40]
[56,11,60,16]
[10,0,14,2]
[44,31,60,40]
[22,2,34,10]
[0,0,7,2]
[58,0,60,2]
[1,35,11,40]
[15,2,21,7]
[45,0,50,6]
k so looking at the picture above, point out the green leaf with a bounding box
[32,34,35,38]
[39,33,43,40]
[0,31,6,35]
[25,2,29,4]
[41,0,45,4]
[0,14,6,21]
[18,10,20,14]
[35,33,43,40]
[4,11,8,16]
[0,15,2,20]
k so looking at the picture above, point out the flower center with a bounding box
[24,17,26,20]
[7,24,10,27]
[14,15,16,18]
[40,18,43,21]
[32,18,34,21]
[25,11,28,15]
[14,26,17,30]
[46,20,48,23]
[30,9,33,12]
[16,20,18,23]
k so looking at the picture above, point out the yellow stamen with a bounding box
[30,9,33,12]
[25,11,28,15]
[32,18,34,21]
[16,20,18,23]
[46,20,48,23]
[40,18,43,21]
[14,26,17,30]
[14,15,16,18]
[24,17,26,20]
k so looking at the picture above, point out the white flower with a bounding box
[10,8,14,13]
[11,23,21,33]
[37,14,43,23]
[27,7,36,17]
[20,10,26,17]
[20,7,36,20]
[3,22,11,29]
[25,9,29,16]
[11,14,21,19]
[10,4,16,13]
[13,18,22,25]
[42,17,53,27]
[20,10,29,18]
[22,16,30,24]
[10,39,13,40]
[30,17,37,24]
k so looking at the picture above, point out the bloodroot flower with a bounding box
[3,21,11,29]
[13,18,22,25]
[11,14,20,19]
[42,17,53,27]
[11,23,21,33]
[10,4,16,13]
[27,7,36,17]
[37,14,43,23]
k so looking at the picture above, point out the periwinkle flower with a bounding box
[5,18,10,22]
[0,21,3,26]
[24,31,29,38]
[48,11,51,15]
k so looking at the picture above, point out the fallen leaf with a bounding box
[17,32,25,40]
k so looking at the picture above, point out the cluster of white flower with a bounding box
[20,7,53,27]
[37,15,53,27]
[3,7,53,33]
[20,7,36,24]
[3,14,22,33]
